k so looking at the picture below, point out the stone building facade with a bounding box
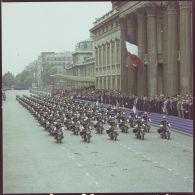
[90,9,121,90]
[112,1,192,97]
[65,38,95,89]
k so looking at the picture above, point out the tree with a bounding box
[14,70,35,89]
[2,71,15,88]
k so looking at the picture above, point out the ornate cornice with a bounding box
[136,7,146,18]
[167,1,178,11]
[145,3,157,17]
[179,1,192,10]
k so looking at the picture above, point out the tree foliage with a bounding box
[14,70,35,89]
[2,71,15,88]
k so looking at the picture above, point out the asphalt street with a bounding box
[3,90,193,193]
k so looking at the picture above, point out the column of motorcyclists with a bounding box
[16,93,171,144]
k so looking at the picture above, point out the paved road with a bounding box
[3,90,193,193]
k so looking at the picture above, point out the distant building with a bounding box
[90,8,121,90]
[45,51,73,75]
[64,37,95,89]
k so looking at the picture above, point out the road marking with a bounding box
[86,172,90,176]
[77,163,82,167]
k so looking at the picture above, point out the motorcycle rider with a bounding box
[142,112,151,132]
[158,115,171,134]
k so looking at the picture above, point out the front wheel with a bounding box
[141,132,144,140]
[167,131,170,140]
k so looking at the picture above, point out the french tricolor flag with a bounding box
[125,32,141,67]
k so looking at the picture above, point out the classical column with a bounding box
[110,41,113,66]
[179,1,192,94]
[114,75,118,90]
[114,39,117,65]
[157,8,164,94]
[119,17,128,93]
[106,76,108,89]
[126,13,137,95]
[162,6,168,95]
[166,2,179,96]
[115,39,119,65]
[95,47,98,68]
[98,46,101,67]
[101,45,104,67]
[107,43,110,66]
[104,77,106,89]
[97,46,99,67]
[137,8,147,96]
[146,4,158,97]
[110,76,113,90]
[105,43,108,66]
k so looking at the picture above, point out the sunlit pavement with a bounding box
[3,90,193,193]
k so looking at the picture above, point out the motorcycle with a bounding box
[106,127,118,141]
[133,125,145,140]
[72,125,80,135]
[119,122,128,133]
[144,123,151,133]
[80,129,92,143]
[94,121,104,134]
[158,124,171,140]
[55,132,64,144]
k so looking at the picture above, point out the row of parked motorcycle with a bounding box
[16,94,171,143]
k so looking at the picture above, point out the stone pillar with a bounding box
[100,77,102,89]
[98,46,101,67]
[105,43,107,66]
[106,76,108,90]
[115,39,119,65]
[114,39,117,65]
[110,41,113,66]
[146,4,158,97]
[157,8,164,95]
[119,17,128,93]
[95,47,98,68]
[96,46,99,67]
[107,43,110,66]
[110,76,112,90]
[115,75,118,90]
[162,6,168,95]
[179,1,192,94]
[166,2,179,96]
[126,14,137,95]
[101,45,104,67]
[104,77,106,89]
[137,8,147,96]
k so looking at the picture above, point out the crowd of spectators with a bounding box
[71,87,193,120]
[31,86,193,120]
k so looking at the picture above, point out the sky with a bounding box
[2,1,112,76]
